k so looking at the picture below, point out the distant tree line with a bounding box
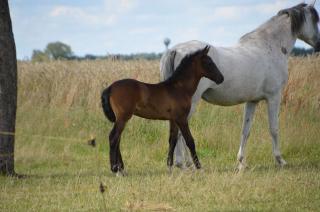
[31,41,163,62]
[291,47,315,56]
[31,41,317,62]
[71,52,163,61]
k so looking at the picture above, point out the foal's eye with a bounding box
[204,58,211,65]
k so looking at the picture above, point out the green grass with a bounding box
[1,100,320,211]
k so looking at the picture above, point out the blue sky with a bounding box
[10,0,320,59]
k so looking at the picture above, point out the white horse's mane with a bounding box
[240,3,319,43]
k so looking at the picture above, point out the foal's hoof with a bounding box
[195,163,202,169]
[275,156,287,167]
[116,169,127,177]
[111,165,118,173]
[196,163,201,169]
[111,164,127,176]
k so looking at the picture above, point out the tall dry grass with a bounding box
[18,59,159,111]
[284,56,320,112]
[18,56,320,113]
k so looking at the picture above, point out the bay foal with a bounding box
[101,46,224,174]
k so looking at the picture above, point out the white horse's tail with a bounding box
[160,50,176,81]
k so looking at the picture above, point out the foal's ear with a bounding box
[202,45,210,55]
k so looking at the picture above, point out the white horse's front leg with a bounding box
[236,101,257,171]
[267,94,287,167]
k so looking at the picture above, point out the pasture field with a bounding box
[1,56,320,211]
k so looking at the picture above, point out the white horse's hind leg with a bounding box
[267,94,287,167]
[174,132,190,168]
[236,101,257,171]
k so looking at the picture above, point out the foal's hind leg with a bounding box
[176,120,201,169]
[116,143,124,171]
[109,120,126,173]
[167,121,179,173]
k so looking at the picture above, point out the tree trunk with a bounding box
[0,0,17,175]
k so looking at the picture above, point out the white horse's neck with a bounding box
[239,15,297,54]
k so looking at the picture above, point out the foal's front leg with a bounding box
[174,91,204,168]
[176,120,201,169]
[167,121,179,173]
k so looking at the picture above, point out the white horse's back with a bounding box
[161,40,283,106]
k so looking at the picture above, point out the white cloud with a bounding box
[102,0,137,12]
[49,6,107,25]
[49,0,137,26]
[129,26,161,35]
[118,0,136,11]
[211,6,242,21]
[255,0,292,14]
[208,0,295,21]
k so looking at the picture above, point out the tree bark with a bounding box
[0,0,17,175]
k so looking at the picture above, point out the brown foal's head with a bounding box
[194,46,224,84]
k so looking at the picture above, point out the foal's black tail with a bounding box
[101,86,116,123]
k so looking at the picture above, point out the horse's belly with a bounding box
[134,104,169,120]
[201,87,264,106]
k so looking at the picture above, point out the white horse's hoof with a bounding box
[275,156,287,167]
[235,155,247,173]
[168,166,173,175]
[185,161,194,168]
[235,161,247,173]
[175,162,185,169]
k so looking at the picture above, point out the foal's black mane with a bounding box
[163,48,204,84]
[278,3,319,35]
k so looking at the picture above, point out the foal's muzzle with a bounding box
[315,41,320,53]
[215,75,224,85]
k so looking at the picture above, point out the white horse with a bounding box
[160,2,320,170]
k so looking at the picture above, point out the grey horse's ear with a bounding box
[202,45,210,55]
